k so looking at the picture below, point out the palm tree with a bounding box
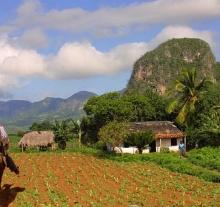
[167,68,212,126]
[69,119,82,146]
[76,120,82,146]
[53,120,69,149]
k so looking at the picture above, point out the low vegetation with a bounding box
[98,121,128,152]
[187,147,220,171]
[9,134,220,183]
[125,131,154,154]
[2,153,220,207]
[106,151,220,183]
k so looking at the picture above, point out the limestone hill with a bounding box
[127,38,219,93]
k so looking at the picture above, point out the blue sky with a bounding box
[0,0,220,101]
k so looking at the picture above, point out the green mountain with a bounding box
[0,91,96,131]
[214,62,220,82]
[127,38,219,93]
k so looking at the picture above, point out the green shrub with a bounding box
[98,121,128,150]
[160,147,170,153]
[187,147,220,171]
[106,152,220,183]
[17,130,26,137]
[125,131,154,154]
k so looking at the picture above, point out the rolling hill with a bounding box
[0,91,96,131]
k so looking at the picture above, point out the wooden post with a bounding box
[79,129,81,147]
[184,136,186,151]
[159,138,161,152]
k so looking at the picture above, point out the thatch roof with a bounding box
[128,121,184,139]
[19,131,55,147]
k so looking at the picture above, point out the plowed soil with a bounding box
[0,153,219,207]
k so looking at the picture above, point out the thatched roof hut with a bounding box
[19,131,55,148]
[128,121,184,139]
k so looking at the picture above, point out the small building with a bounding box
[19,131,55,151]
[128,121,185,152]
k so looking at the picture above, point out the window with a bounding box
[171,138,177,146]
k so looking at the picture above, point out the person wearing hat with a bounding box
[0,125,19,174]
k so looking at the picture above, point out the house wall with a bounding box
[156,138,183,152]
[107,136,185,154]
[114,147,150,154]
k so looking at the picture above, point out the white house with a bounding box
[128,121,186,153]
[108,121,185,154]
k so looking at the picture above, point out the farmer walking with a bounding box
[0,124,19,174]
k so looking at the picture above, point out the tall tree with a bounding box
[98,121,128,152]
[70,119,82,146]
[167,68,212,126]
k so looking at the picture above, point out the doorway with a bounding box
[149,140,156,152]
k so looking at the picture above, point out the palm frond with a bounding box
[176,101,190,124]
[166,99,181,114]
[175,81,186,92]
[212,105,220,110]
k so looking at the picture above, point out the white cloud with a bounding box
[0,39,46,76]
[149,25,214,49]
[0,25,215,95]
[12,0,220,36]
[0,25,14,36]
[15,28,48,49]
[0,37,148,90]
[16,0,42,27]
[0,0,218,50]
[46,25,214,79]
[47,41,148,79]
[0,73,19,96]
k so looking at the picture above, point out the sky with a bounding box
[0,0,220,101]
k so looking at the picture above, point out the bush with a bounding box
[98,121,128,151]
[187,147,220,171]
[106,152,220,183]
[125,131,154,154]
[53,120,71,149]
[186,128,220,149]
[58,140,67,150]
[160,147,170,153]
[17,130,26,137]
[91,141,107,151]
[30,120,53,131]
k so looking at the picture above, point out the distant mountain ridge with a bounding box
[0,91,96,131]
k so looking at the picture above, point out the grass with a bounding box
[187,147,220,171]
[8,134,22,153]
[102,151,220,183]
[8,134,101,155]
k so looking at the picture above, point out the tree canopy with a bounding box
[125,131,154,154]
[167,68,212,126]
[83,89,167,142]
[98,121,128,151]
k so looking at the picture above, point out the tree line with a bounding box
[27,67,220,150]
